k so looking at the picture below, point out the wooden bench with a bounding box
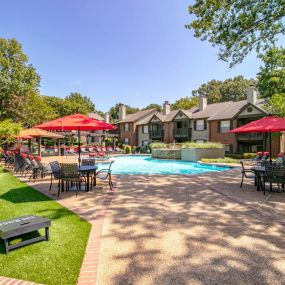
[0,215,51,254]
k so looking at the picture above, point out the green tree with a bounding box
[43,96,65,117]
[109,103,139,121]
[257,47,285,98]
[192,76,254,103]
[186,1,285,67]
[23,92,57,128]
[172,96,198,110]
[143,103,162,112]
[0,119,22,146]
[265,94,285,117]
[0,38,40,121]
[63,92,95,115]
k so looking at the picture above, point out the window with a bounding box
[124,137,129,144]
[225,144,232,153]
[220,120,231,133]
[196,120,205,131]
[124,123,129,131]
[143,125,148,134]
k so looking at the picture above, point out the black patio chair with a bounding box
[49,161,61,195]
[60,163,86,197]
[262,165,285,195]
[96,161,114,190]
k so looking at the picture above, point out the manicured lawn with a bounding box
[200,157,239,164]
[0,167,91,285]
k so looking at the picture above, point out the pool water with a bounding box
[97,155,230,175]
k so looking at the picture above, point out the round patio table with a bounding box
[78,165,98,192]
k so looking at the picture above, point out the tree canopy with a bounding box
[257,47,285,98]
[192,76,254,103]
[0,38,40,121]
[143,104,162,112]
[0,119,22,146]
[186,0,285,67]
[171,96,198,110]
[109,103,139,121]
[23,93,57,128]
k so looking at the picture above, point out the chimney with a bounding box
[104,112,110,123]
[119,104,126,121]
[163,101,171,115]
[247,86,258,105]
[199,95,207,111]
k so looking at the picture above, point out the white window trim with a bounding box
[196,120,205,131]
[142,125,149,134]
[220,120,230,133]
[124,123,129,132]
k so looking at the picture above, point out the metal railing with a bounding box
[237,133,263,140]
[173,128,189,137]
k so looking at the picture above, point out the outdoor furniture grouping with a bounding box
[240,152,285,194]
[48,160,113,197]
[0,215,51,254]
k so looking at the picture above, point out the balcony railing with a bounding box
[237,133,263,141]
[173,128,189,137]
[149,130,163,138]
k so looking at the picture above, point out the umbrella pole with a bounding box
[78,126,81,166]
[269,130,272,165]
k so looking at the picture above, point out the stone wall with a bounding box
[152,148,181,159]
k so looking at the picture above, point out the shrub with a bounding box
[243,153,257,159]
[150,142,167,149]
[226,153,243,159]
[181,142,224,149]
[140,144,151,153]
[124,145,132,154]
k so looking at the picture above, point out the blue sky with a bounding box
[1,0,263,112]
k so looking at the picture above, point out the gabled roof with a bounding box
[88,112,104,121]
[118,109,157,123]
[191,99,267,121]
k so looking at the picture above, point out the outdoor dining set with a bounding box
[0,150,114,197]
[240,151,285,194]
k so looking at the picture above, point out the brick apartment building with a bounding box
[117,86,283,154]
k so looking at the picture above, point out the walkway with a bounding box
[3,166,285,284]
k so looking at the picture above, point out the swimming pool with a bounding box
[97,155,231,175]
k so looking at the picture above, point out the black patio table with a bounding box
[78,165,98,192]
[251,166,265,191]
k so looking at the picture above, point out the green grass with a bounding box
[200,157,239,164]
[0,167,91,285]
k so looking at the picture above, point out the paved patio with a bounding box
[4,164,285,285]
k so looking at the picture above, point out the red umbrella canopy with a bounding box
[34,113,116,131]
[229,116,285,133]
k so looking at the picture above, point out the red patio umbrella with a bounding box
[35,113,116,164]
[229,116,285,162]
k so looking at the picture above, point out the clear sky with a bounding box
[1,0,263,112]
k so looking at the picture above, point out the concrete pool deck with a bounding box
[5,164,285,285]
